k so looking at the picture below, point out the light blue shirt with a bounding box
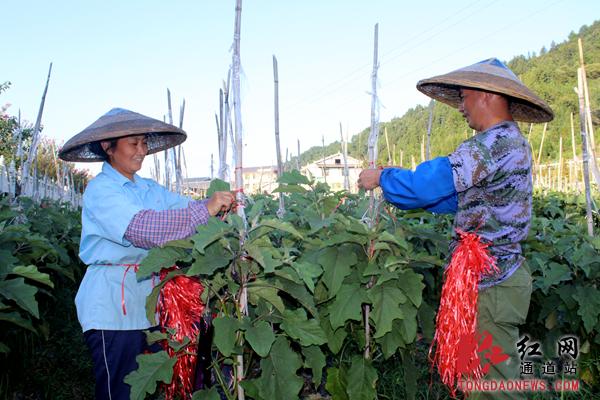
[75,162,190,332]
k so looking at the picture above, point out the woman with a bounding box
[59,108,234,399]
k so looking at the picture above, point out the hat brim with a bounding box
[417,71,554,123]
[58,109,187,162]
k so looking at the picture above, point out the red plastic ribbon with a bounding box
[157,268,205,400]
[429,229,497,398]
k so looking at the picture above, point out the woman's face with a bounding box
[102,135,148,180]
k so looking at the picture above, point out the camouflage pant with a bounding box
[472,264,532,400]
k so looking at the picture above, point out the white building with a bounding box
[302,152,364,193]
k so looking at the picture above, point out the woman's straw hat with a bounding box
[58,108,187,162]
[416,58,553,123]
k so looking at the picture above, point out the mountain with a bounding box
[291,20,600,169]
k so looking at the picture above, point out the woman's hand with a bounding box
[206,191,237,216]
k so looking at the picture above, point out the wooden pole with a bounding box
[400,150,403,168]
[384,127,392,165]
[365,22,380,361]
[296,138,301,170]
[273,55,285,217]
[392,143,396,165]
[576,68,594,237]
[558,136,563,191]
[340,122,350,191]
[426,99,434,161]
[570,112,579,191]
[231,1,247,398]
[578,38,596,151]
[536,123,548,166]
[23,62,52,196]
[420,135,425,162]
[322,135,327,184]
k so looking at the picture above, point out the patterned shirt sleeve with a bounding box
[124,199,210,249]
[447,139,497,192]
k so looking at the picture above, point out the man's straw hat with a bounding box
[416,58,553,123]
[58,108,186,162]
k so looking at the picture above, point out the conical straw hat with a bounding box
[416,58,553,123]
[58,108,187,162]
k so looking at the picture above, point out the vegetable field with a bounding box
[0,175,599,399]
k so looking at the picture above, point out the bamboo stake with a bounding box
[365,22,380,361]
[420,135,425,163]
[340,122,350,191]
[578,38,596,151]
[400,150,403,168]
[576,69,594,237]
[22,62,52,196]
[392,143,396,165]
[322,135,327,184]
[297,139,301,170]
[411,155,416,171]
[536,123,548,166]
[273,55,285,217]
[426,99,434,161]
[558,136,563,191]
[231,1,247,398]
[384,127,392,165]
[211,153,214,179]
[570,112,579,192]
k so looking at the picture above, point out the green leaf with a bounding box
[347,355,378,400]
[248,281,285,313]
[145,330,168,345]
[138,246,190,280]
[206,179,230,197]
[245,320,275,357]
[329,283,368,330]
[187,243,233,276]
[536,262,571,294]
[281,308,327,346]
[378,231,408,251]
[254,336,303,400]
[396,269,424,307]
[11,265,54,288]
[0,311,36,332]
[124,351,176,400]
[367,282,406,338]
[213,315,240,356]
[291,261,323,293]
[573,286,600,333]
[325,367,348,400]
[321,317,347,354]
[250,218,303,240]
[273,276,318,316]
[193,218,232,254]
[303,345,326,386]
[377,319,406,358]
[417,301,436,341]
[0,342,9,353]
[246,243,282,273]
[323,232,367,247]
[278,170,310,185]
[319,247,357,298]
[0,278,39,318]
[192,387,220,400]
[399,303,418,343]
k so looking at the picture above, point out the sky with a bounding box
[2,0,599,179]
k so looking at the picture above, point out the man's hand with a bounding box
[357,169,382,190]
[206,191,237,216]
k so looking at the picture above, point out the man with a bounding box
[358,58,553,399]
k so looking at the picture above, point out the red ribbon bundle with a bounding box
[157,270,206,400]
[429,229,497,398]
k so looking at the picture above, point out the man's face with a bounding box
[458,88,485,131]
